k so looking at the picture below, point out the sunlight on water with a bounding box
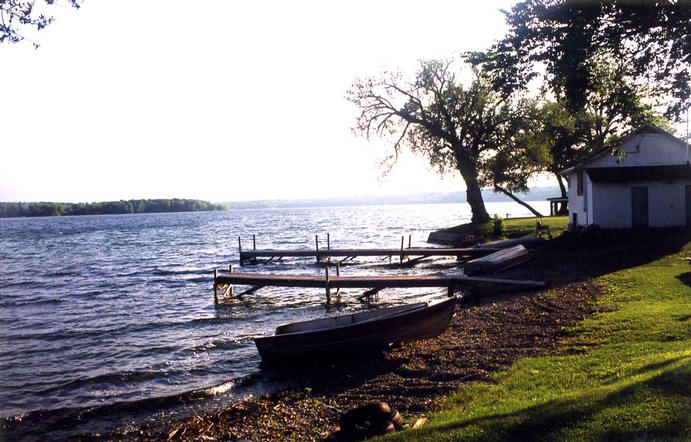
[0,201,548,436]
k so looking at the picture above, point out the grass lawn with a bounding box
[441,216,570,240]
[386,225,691,441]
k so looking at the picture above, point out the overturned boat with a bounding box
[255,297,456,365]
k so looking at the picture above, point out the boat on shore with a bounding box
[254,297,457,365]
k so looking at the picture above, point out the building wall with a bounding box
[588,131,689,168]
[591,180,690,228]
[566,171,592,226]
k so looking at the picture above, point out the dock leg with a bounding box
[400,236,404,264]
[325,264,331,303]
[213,269,219,305]
[315,234,320,263]
[228,265,234,297]
[238,237,243,266]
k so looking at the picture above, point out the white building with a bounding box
[561,125,691,229]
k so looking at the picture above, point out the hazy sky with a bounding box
[1,0,518,203]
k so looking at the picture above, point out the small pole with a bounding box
[327,233,330,250]
[325,264,331,302]
[315,234,320,262]
[238,237,243,265]
[335,262,341,299]
[408,234,412,249]
[252,234,256,250]
[213,269,219,304]
[229,265,234,297]
[400,236,404,264]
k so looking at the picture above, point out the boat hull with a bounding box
[255,297,456,366]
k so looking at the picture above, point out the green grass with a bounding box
[385,232,691,441]
[441,216,570,240]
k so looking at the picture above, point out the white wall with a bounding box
[592,180,690,228]
[566,171,591,226]
[588,131,688,168]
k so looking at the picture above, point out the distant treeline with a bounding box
[0,199,227,218]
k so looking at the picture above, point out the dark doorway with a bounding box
[631,186,649,228]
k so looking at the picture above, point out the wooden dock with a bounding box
[237,234,500,265]
[213,267,546,303]
[239,247,499,264]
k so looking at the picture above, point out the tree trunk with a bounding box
[466,180,490,223]
[555,173,569,215]
[556,173,567,198]
[494,185,544,218]
[454,149,490,224]
[458,169,490,223]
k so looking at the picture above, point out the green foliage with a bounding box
[492,214,504,237]
[474,0,691,121]
[0,0,82,48]
[384,232,691,441]
[0,199,226,218]
[348,59,550,224]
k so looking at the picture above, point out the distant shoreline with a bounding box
[0,199,227,219]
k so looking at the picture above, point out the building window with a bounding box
[577,170,584,196]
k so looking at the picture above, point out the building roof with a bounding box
[560,125,689,176]
[585,164,691,183]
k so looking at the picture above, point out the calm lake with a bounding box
[0,201,548,438]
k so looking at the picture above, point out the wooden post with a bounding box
[213,269,219,304]
[324,264,331,302]
[400,236,404,263]
[335,262,341,299]
[238,237,243,265]
[408,234,412,249]
[315,234,320,262]
[327,233,330,250]
[229,265,234,297]
[253,234,256,250]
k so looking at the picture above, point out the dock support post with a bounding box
[324,264,331,303]
[335,262,341,300]
[408,234,412,249]
[400,236,404,263]
[228,265,234,297]
[253,234,256,250]
[327,233,330,250]
[315,234,320,262]
[238,237,243,265]
[213,269,219,304]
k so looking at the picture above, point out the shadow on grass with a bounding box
[497,227,691,289]
[429,357,691,441]
[676,271,691,288]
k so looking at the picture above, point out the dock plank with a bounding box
[214,272,545,290]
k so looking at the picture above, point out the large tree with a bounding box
[348,60,547,223]
[1,0,81,47]
[530,56,659,202]
[473,0,691,120]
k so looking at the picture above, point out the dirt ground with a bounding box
[98,236,607,441]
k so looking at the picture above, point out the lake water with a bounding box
[0,201,548,438]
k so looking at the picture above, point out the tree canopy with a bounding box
[348,60,549,223]
[473,0,691,119]
[1,0,81,47]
